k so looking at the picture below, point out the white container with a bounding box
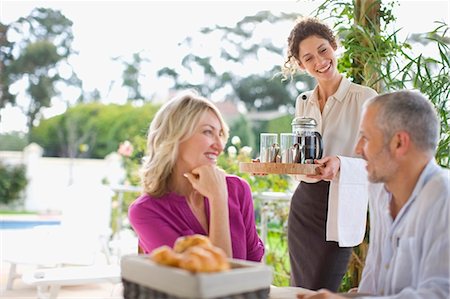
[121,254,272,299]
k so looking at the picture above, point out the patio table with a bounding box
[269,285,316,298]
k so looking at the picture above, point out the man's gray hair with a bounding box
[365,90,439,152]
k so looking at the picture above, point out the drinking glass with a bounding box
[260,133,278,163]
[280,133,297,163]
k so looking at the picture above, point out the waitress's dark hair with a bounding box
[283,17,337,77]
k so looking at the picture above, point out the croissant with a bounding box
[150,235,230,273]
[173,234,212,253]
[150,245,182,267]
[179,246,230,273]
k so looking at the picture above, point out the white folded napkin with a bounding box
[327,156,369,247]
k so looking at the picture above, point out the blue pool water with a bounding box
[0,219,61,230]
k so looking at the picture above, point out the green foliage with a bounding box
[228,115,256,151]
[121,135,147,187]
[0,132,28,150]
[0,210,36,215]
[31,102,160,158]
[319,0,399,87]
[380,23,450,167]
[12,40,61,72]
[0,23,15,109]
[1,7,80,135]
[235,73,295,112]
[266,115,293,135]
[266,231,290,286]
[262,200,291,286]
[28,116,61,156]
[114,52,149,101]
[0,162,27,205]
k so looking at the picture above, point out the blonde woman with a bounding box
[128,91,264,261]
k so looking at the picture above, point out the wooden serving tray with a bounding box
[239,162,319,175]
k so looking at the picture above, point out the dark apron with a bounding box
[288,180,352,291]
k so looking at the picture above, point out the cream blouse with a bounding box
[295,76,378,246]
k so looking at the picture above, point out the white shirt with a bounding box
[295,76,377,246]
[358,160,450,298]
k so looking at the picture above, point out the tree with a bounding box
[114,52,150,101]
[0,23,15,110]
[0,161,27,205]
[156,11,316,112]
[31,102,160,159]
[1,8,80,136]
[234,69,315,112]
[228,115,256,150]
[0,132,28,151]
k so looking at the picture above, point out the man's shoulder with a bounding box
[424,167,450,200]
[434,167,450,185]
[409,166,449,226]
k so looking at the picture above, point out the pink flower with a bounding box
[118,140,134,157]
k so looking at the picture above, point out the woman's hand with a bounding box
[297,289,345,299]
[184,165,228,204]
[184,165,232,257]
[306,156,340,181]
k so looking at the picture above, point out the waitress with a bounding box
[283,17,377,291]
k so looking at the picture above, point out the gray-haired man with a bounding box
[299,90,449,299]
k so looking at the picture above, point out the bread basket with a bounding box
[121,254,272,299]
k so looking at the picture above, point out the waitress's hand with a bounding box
[306,156,340,181]
[184,165,228,204]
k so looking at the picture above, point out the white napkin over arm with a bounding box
[326,156,368,247]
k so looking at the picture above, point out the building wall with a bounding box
[0,143,125,212]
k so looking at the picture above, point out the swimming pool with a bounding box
[0,219,61,230]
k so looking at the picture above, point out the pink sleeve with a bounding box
[240,179,265,262]
[128,200,182,253]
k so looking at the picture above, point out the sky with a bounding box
[0,0,449,133]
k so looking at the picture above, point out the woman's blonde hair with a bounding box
[141,91,229,197]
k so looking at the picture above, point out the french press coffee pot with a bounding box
[291,116,323,164]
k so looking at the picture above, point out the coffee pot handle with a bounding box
[294,143,302,163]
[314,132,323,159]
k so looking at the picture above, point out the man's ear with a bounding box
[390,131,410,156]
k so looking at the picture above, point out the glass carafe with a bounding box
[291,117,323,164]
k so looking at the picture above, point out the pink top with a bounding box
[128,175,264,262]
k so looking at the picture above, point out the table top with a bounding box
[270,286,316,298]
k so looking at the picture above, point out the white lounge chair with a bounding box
[22,264,121,299]
[4,182,114,292]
